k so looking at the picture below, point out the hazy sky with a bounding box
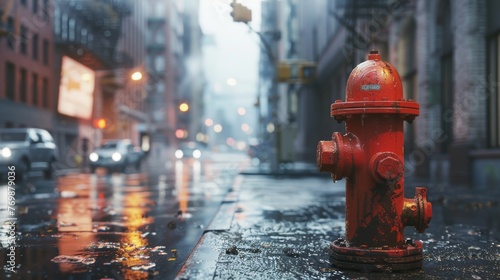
[199,0,261,142]
[199,0,261,94]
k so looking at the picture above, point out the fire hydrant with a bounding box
[317,50,432,271]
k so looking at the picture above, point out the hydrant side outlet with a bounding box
[317,50,432,272]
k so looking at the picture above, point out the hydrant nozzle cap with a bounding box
[368,50,381,61]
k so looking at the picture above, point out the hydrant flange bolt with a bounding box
[317,141,336,172]
[370,152,403,183]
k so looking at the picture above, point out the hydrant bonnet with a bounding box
[331,50,419,123]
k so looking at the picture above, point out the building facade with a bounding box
[290,0,500,187]
[0,0,55,129]
[0,0,149,169]
[0,0,58,153]
[145,0,185,153]
[180,0,204,144]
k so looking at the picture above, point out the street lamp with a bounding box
[94,118,107,129]
[229,1,281,171]
[227,78,238,86]
[213,124,223,133]
[238,107,246,116]
[204,118,214,127]
[131,71,143,81]
[241,123,251,133]
[179,102,189,113]
[93,68,146,140]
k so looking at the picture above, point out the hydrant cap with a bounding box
[345,50,402,102]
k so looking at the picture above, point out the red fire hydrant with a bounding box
[317,50,432,271]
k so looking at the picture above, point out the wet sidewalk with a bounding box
[177,166,500,279]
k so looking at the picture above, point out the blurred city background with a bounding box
[0,0,498,186]
[1,1,500,279]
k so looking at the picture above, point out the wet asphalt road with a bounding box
[179,175,500,279]
[0,152,249,280]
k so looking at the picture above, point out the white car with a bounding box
[89,139,144,173]
[175,142,203,159]
[0,128,58,181]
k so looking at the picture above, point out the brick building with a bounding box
[290,0,498,187]
[0,0,146,168]
[0,0,54,130]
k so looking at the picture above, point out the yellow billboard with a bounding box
[57,56,95,119]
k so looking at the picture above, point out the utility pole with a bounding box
[229,0,281,171]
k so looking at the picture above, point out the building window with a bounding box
[42,39,49,65]
[440,52,453,151]
[81,28,88,44]
[54,7,60,35]
[42,0,49,21]
[155,31,165,44]
[5,63,15,100]
[20,25,28,55]
[61,14,68,40]
[32,33,39,60]
[20,68,27,103]
[32,73,38,106]
[5,16,14,34]
[6,17,14,49]
[488,33,500,147]
[154,56,165,72]
[42,78,49,109]
[33,0,39,14]
[400,19,417,152]
[88,33,93,48]
[438,0,453,153]
[69,18,75,41]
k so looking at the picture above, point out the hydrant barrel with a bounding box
[317,50,432,272]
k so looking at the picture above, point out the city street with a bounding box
[179,171,500,279]
[1,153,500,279]
[1,0,500,279]
[0,151,249,279]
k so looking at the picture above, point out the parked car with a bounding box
[0,128,58,181]
[175,141,203,159]
[89,139,143,173]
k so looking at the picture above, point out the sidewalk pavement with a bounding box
[177,164,500,279]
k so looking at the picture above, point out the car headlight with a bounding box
[89,152,99,162]
[1,147,12,158]
[112,152,122,162]
[192,149,201,159]
[175,149,183,159]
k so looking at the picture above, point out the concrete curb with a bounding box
[239,167,329,178]
[175,175,244,279]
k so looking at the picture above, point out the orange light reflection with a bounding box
[175,160,189,215]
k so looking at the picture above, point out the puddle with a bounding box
[59,221,77,227]
[88,241,121,250]
[51,255,96,265]
[131,262,156,270]
[60,191,78,198]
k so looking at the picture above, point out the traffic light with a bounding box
[93,118,107,129]
[230,0,252,23]
[277,61,317,84]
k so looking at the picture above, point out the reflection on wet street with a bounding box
[0,152,248,279]
[191,177,500,280]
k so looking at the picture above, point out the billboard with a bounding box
[57,56,95,119]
